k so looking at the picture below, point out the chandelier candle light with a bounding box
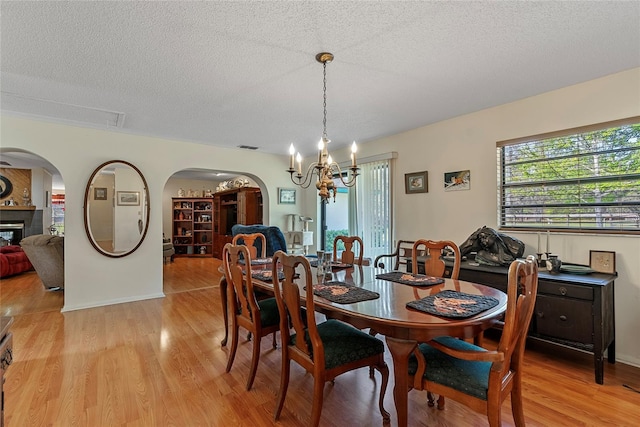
[287,52,359,203]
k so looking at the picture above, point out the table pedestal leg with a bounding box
[219,277,229,346]
[386,336,418,427]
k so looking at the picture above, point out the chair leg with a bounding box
[226,319,239,373]
[511,376,525,427]
[376,360,391,422]
[487,403,502,427]
[272,331,277,349]
[246,332,261,391]
[437,394,445,410]
[309,376,325,427]
[369,328,378,377]
[274,355,290,421]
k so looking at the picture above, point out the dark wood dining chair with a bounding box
[411,239,461,280]
[408,256,539,426]
[232,232,267,259]
[373,239,415,271]
[271,251,390,427]
[333,235,364,265]
[222,243,279,391]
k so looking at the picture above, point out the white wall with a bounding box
[1,117,303,312]
[331,67,640,367]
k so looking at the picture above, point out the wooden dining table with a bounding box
[219,262,507,427]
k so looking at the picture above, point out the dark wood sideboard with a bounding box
[0,317,13,427]
[410,259,616,384]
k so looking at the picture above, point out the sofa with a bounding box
[163,236,175,264]
[0,245,34,278]
[20,235,64,290]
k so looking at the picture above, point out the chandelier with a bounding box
[287,52,359,203]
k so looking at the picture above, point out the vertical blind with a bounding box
[354,159,391,259]
[498,117,640,233]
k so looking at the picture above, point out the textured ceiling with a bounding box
[2,1,640,177]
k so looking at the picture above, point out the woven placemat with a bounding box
[311,281,380,304]
[309,260,353,270]
[239,257,273,266]
[251,269,285,282]
[406,290,499,318]
[376,271,445,287]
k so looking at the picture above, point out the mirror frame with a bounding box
[84,160,150,258]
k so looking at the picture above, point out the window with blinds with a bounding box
[498,117,640,234]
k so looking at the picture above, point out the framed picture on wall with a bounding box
[116,191,140,206]
[278,188,296,204]
[94,187,107,200]
[405,171,428,194]
[444,170,471,191]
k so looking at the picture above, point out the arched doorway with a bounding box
[161,169,265,294]
[0,148,65,315]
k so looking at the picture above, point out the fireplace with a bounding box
[0,221,25,246]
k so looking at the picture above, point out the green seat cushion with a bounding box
[408,336,490,400]
[257,297,280,327]
[292,319,384,370]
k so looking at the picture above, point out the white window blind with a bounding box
[498,117,640,233]
[354,159,391,259]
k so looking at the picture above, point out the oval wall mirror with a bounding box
[84,160,150,257]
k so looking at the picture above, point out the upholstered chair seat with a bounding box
[409,336,491,400]
[291,319,385,370]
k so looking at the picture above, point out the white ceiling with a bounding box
[2,1,639,184]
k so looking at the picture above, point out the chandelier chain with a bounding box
[322,60,327,139]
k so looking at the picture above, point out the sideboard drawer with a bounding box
[538,280,593,301]
[535,295,593,343]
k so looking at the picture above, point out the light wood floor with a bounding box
[1,258,639,426]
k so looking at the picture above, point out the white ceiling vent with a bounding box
[1,92,126,128]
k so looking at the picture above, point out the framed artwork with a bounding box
[589,250,616,274]
[405,171,428,194]
[94,187,107,200]
[278,188,296,204]
[444,170,470,191]
[116,191,140,206]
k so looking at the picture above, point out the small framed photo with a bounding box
[589,250,616,274]
[405,171,428,194]
[116,191,140,206]
[94,187,107,200]
[278,188,296,204]
[444,170,471,191]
